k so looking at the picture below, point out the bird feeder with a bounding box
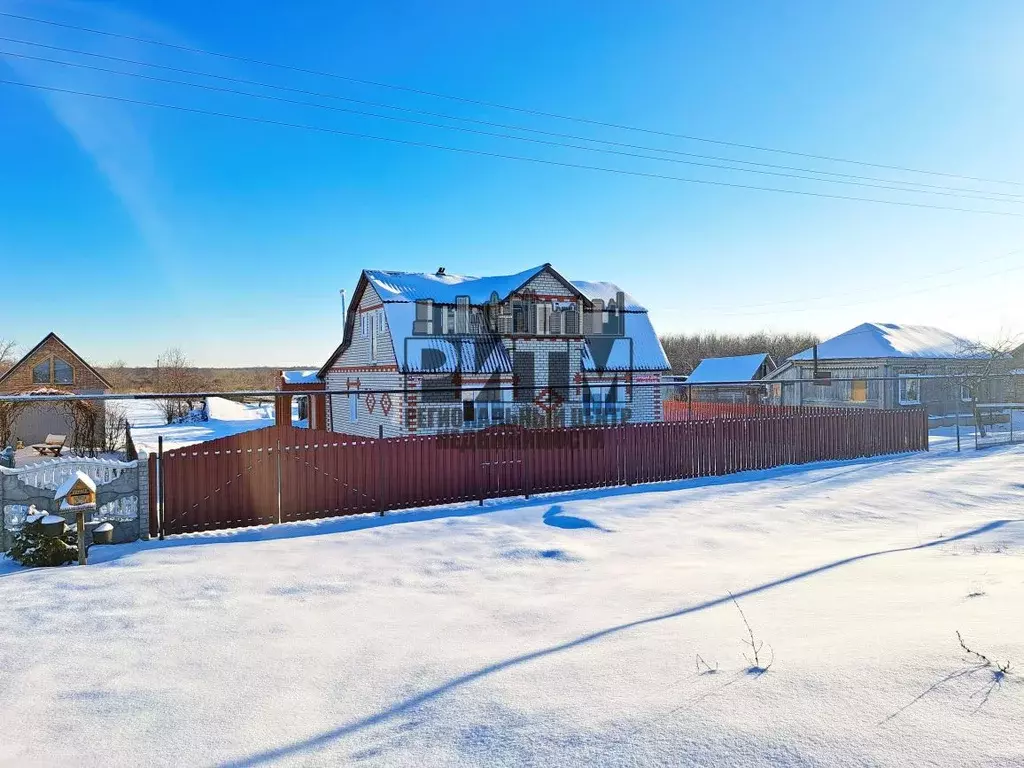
[54,471,98,565]
[55,471,97,510]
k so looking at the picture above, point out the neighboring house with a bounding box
[1011,343,1024,402]
[684,353,775,404]
[765,322,1000,421]
[0,333,112,447]
[316,263,670,438]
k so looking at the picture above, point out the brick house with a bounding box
[315,264,669,438]
[0,333,112,447]
[765,322,1002,422]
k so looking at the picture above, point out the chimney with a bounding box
[436,267,446,276]
[339,289,347,339]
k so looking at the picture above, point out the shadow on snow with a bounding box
[216,517,1020,767]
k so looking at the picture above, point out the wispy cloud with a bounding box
[0,0,188,285]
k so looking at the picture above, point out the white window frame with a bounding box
[960,383,974,403]
[349,392,358,423]
[898,374,921,406]
[360,313,367,338]
[370,311,378,361]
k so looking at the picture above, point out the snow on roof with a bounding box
[790,323,988,361]
[570,280,646,311]
[581,314,670,372]
[686,353,770,384]
[362,265,666,372]
[365,264,549,304]
[54,470,96,500]
[281,370,320,385]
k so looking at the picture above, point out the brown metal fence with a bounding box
[149,409,928,537]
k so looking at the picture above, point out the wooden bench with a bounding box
[29,434,67,457]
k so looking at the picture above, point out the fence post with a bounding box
[477,428,484,506]
[714,417,724,475]
[522,426,530,499]
[157,435,165,541]
[276,438,283,525]
[377,437,386,516]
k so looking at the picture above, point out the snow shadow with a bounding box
[217,517,1021,768]
[0,450,936,575]
[542,504,609,532]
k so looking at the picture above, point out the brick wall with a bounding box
[0,335,110,394]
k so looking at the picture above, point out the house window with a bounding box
[349,393,358,423]
[53,358,74,384]
[414,300,433,335]
[960,383,974,402]
[30,357,75,385]
[370,312,378,361]
[850,379,868,403]
[32,360,51,384]
[898,375,921,405]
[512,303,526,333]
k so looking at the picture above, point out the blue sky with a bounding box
[2,1,1022,366]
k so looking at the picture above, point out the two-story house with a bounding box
[315,264,669,438]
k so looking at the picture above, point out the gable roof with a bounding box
[319,265,670,376]
[686,353,772,384]
[364,263,583,305]
[0,332,113,390]
[789,323,987,361]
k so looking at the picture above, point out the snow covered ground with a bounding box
[120,397,300,454]
[1,444,1022,766]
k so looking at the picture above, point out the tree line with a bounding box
[659,332,821,374]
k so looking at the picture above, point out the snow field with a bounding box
[0,444,1021,766]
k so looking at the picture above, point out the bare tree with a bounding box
[0,338,17,375]
[951,333,1020,438]
[156,347,204,423]
[102,358,130,391]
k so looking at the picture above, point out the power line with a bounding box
[6,48,1021,207]
[2,9,1021,188]
[4,35,1023,202]
[684,247,1024,314]
[4,77,1022,219]
[719,260,1024,317]
[2,372,1019,403]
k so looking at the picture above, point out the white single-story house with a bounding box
[765,322,1001,420]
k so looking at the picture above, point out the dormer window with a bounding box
[32,356,74,385]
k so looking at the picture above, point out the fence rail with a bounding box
[663,401,848,421]
[150,409,928,537]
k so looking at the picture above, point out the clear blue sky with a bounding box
[2,0,1022,366]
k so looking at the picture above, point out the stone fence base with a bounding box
[1,455,149,552]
